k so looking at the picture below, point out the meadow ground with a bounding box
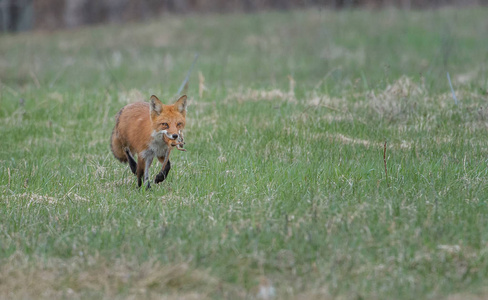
[1,7,488,299]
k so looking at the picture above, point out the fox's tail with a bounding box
[110,108,127,163]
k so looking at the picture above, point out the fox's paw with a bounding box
[154,174,166,184]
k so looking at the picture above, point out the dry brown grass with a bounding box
[446,292,488,300]
[1,192,89,205]
[366,75,426,119]
[1,253,334,299]
[225,75,297,104]
[0,253,232,300]
[308,132,411,150]
[225,88,296,104]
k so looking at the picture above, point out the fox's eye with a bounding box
[177,122,183,127]
[161,123,169,128]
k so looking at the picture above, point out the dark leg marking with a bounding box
[137,170,143,187]
[155,160,171,184]
[136,158,144,188]
[125,148,137,175]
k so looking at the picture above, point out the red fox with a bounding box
[111,95,187,189]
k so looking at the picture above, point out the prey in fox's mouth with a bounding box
[160,129,186,151]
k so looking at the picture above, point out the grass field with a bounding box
[1,7,488,299]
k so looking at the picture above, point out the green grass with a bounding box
[1,7,488,299]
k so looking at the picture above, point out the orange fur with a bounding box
[111,95,187,188]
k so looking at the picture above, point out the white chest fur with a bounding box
[141,130,170,160]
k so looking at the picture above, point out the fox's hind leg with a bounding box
[124,148,137,175]
[155,157,171,184]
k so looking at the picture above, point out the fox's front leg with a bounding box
[136,156,154,189]
[136,156,144,188]
[155,157,171,184]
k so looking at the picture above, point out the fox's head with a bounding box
[150,95,187,146]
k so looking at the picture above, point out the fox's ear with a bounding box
[150,95,163,116]
[174,95,187,114]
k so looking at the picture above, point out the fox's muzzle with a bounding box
[160,130,179,141]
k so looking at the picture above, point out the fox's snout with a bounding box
[165,133,179,140]
[160,130,179,141]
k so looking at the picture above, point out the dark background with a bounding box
[1,0,486,32]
